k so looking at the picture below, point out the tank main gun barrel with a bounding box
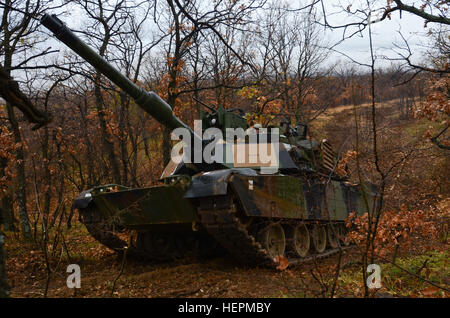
[41,14,194,135]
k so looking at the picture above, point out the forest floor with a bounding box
[4,222,449,298]
[4,98,449,298]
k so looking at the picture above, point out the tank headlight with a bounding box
[211,118,216,125]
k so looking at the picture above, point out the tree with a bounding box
[0,125,17,298]
[72,0,133,184]
[113,2,155,185]
[255,3,329,122]
[0,67,51,128]
[315,1,449,151]
[314,0,449,296]
[0,0,66,298]
[0,0,52,240]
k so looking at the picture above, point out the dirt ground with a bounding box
[4,227,352,298]
[4,222,449,298]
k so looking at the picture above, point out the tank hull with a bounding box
[75,169,376,266]
[82,185,198,229]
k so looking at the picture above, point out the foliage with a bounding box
[337,249,449,297]
[336,150,357,178]
[414,75,450,148]
[0,124,18,194]
[238,85,282,126]
[347,205,440,259]
[382,249,449,297]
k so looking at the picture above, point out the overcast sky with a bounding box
[320,1,435,68]
[51,0,437,72]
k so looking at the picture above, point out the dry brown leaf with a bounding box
[274,255,289,271]
[421,286,440,297]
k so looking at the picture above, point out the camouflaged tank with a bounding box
[42,14,377,267]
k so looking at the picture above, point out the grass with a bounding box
[382,250,449,296]
[404,118,441,138]
[336,249,449,297]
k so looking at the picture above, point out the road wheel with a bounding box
[258,223,286,258]
[152,233,177,257]
[287,223,310,257]
[327,224,339,249]
[311,224,327,253]
[175,234,200,257]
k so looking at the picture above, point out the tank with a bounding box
[41,14,377,267]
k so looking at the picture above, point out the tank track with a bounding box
[134,230,225,261]
[79,205,224,261]
[79,196,351,267]
[197,193,351,268]
[79,206,155,259]
[79,206,128,253]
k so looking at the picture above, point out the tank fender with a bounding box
[73,184,131,210]
[183,168,258,199]
[73,189,94,209]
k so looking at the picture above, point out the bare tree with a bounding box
[72,0,134,184]
[109,1,158,186]
[0,0,53,240]
[255,3,330,122]
[313,0,449,296]
[0,0,65,298]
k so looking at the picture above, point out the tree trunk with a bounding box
[0,230,10,298]
[42,125,51,231]
[165,57,180,166]
[6,103,31,240]
[94,77,122,184]
[119,92,129,185]
[0,195,14,231]
[0,156,15,231]
[3,41,31,239]
[162,127,172,166]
